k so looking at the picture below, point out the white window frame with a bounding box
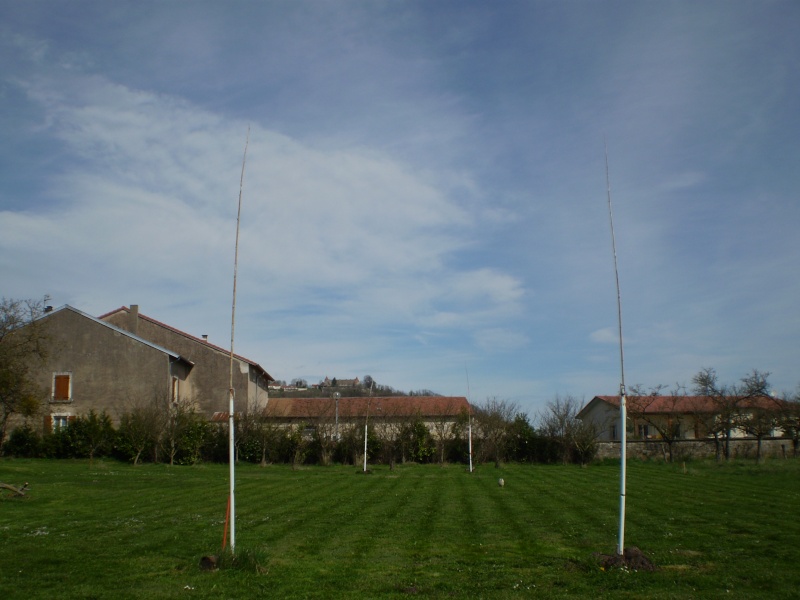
[52,414,70,431]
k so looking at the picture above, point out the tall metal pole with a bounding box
[228,127,250,554]
[468,415,474,474]
[363,398,372,473]
[334,392,340,441]
[605,140,627,556]
[465,365,474,473]
[363,425,368,472]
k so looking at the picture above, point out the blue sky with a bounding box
[1,1,798,416]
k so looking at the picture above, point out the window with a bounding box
[637,424,650,439]
[52,415,70,431]
[610,424,618,440]
[52,373,72,402]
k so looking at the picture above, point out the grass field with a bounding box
[1,458,799,599]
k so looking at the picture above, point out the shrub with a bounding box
[2,424,42,457]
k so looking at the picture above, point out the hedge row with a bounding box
[2,410,595,466]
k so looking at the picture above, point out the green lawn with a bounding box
[1,459,798,598]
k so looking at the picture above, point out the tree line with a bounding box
[3,297,798,466]
[626,368,800,463]
[0,296,593,466]
[270,374,438,398]
[0,394,600,467]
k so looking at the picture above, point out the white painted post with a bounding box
[468,415,474,473]
[363,422,368,472]
[228,388,236,553]
[227,127,249,555]
[618,387,626,555]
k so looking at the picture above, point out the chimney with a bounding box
[202,334,208,342]
[44,306,53,313]
[130,304,139,335]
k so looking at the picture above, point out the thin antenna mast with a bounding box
[227,126,250,555]
[465,364,473,473]
[605,139,627,556]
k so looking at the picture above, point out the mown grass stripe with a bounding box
[3,459,800,599]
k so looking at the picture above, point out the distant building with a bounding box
[314,376,361,389]
[214,395,470,437]
[578,394,784,441]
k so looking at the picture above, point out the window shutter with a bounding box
[54,374,71,401]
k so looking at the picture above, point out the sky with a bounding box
[1,1,798,417]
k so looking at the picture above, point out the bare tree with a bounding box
[160,398,197,466]
[777,387,800,458]
[571,419,599,465]
[538,394,579,464]
[733,370,777,462]
[474,397,518,467]
[305,397,338,465]
[626,385,689,462]
[692,368,738,461]
[118,393,165,465]
[241,407,282,466]
[537,394,597,464]
[373,401,404,470]
[0,297,49,450]
[429,398,460,466]
[737,403,780,462]
[692,368,777,461]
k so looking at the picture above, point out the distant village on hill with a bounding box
[268,375,441,398]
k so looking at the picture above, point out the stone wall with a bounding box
[596,437,797,461]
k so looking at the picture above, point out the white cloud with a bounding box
[590,328,618,345]
[2,4,799,414]
[0,63,526,373]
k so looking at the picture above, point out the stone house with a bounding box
[99,305,273,416]
[30,305,195,431]
[578,394,785,442]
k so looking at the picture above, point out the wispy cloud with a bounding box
[590,328,618,345]
[2,2,799,412]
[0,53,526,387]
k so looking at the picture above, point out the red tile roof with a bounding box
[214,396,470,420]
[98,306,273,381]
[591,395,784,414]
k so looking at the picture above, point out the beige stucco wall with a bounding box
[581,399,776,443]
[34,308,187,428]
[102,311,268,416]
[580,400,619,441]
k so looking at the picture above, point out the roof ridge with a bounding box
[101,305,265,370]
[41,305,192,366]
